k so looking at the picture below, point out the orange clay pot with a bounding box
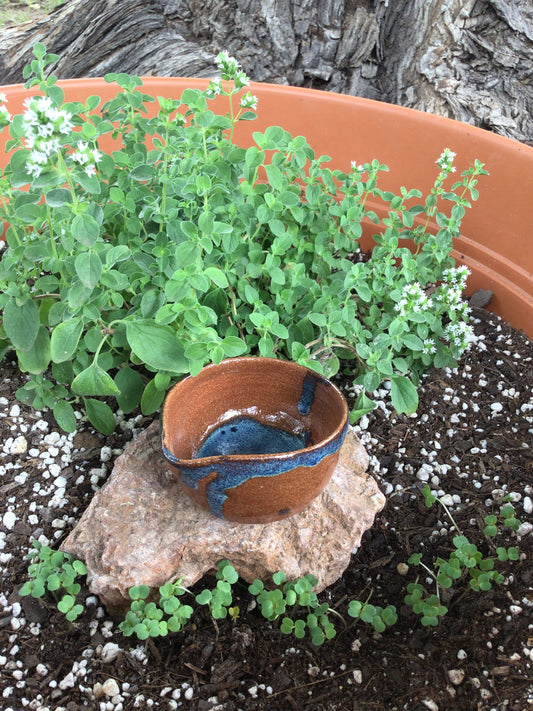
[161,357,349,524]
[0,78,531,338]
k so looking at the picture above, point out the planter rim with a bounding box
[0,75,530,153]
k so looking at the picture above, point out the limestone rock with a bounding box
[63,423,385,614]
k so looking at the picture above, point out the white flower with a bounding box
[0,92,6,103]
[215,51,240,74]
[37,123,54,137]
[394,283,432,318]
[422,338,437,355]
[444,321,474,351]
[239,92,258,110]
[234,70,250,89]
[69,141,101,174]
[27,162,42,178]
[0,105,11,124]
[206,78,223,98]
[29,149,49,165]
[436,147,457,173]
[36,96,54,114]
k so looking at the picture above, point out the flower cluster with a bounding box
[22,95,73,177]
[435,266,471,319]
[350,160,365,175]
[206,52,258,113]
[214,51,250,89]
[436,147,456,174]
[422,338,437,355]
[70,141,102,177]
[443,265,470,289]
[239,92,258,111]
[394,283,433,318]
[444,320,474,352]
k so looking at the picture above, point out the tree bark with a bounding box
[0,0,531,142]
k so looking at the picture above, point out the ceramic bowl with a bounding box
[161,357,349,524]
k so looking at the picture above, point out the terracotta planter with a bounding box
[161,357,349,524]
[1,78,531,337]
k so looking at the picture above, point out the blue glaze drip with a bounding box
[163,420,349,519]
[298,373,318,415]
[196,416,307,458]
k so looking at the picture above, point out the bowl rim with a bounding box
[160,356,349,466]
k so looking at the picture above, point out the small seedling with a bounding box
[195,559,239,619]
[404,487,522,625]
[57,594,84,622]
[19,540,87,622]
[347,600,398,633]
[119,580,194,639]
[249,571,337,645]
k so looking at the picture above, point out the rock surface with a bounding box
[63,422,385,614]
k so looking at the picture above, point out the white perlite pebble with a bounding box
[353,669,363,684]
[447,669,465,685]
[2,511,17,531]
[523,496,533,515]
[102,678,120,697]
[100,643,122,663]
[8,436,28,454]
[59,672,76,690]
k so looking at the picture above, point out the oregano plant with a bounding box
[0,44,488,432]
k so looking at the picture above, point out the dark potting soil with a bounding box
[0,305,532,711]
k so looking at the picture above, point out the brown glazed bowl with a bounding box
[161,357,349,524]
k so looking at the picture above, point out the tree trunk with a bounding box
[0,0,531,142]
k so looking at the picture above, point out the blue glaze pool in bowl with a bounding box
[161,357,349,524]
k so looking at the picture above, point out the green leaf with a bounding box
[140,378,166,415]
[3,297,40,352]
[72,361,120,397]
[130,164,155,181]
[125,321,188,375]
[74,252,103,289]
[57,595,75,614]
[53,400,77,433]
[390,375,418,415]
[51,318,84,363]
[349,392,376,422]
[204,267,229,288]
[114,367,144,414]
[175,240,199,267]
[46,188,73,207]
[72,213,100,247]
[402,334,424,351]
[265,163,283,190]
[17,326,50,374]
[195,590,212,605]
[221,336,248,358]
[84,398,115,435]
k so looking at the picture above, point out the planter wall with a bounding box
[1,78,532,338]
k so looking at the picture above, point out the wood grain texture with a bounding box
[0,0,531,142]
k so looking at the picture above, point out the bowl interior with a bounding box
[162,358,348,461]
